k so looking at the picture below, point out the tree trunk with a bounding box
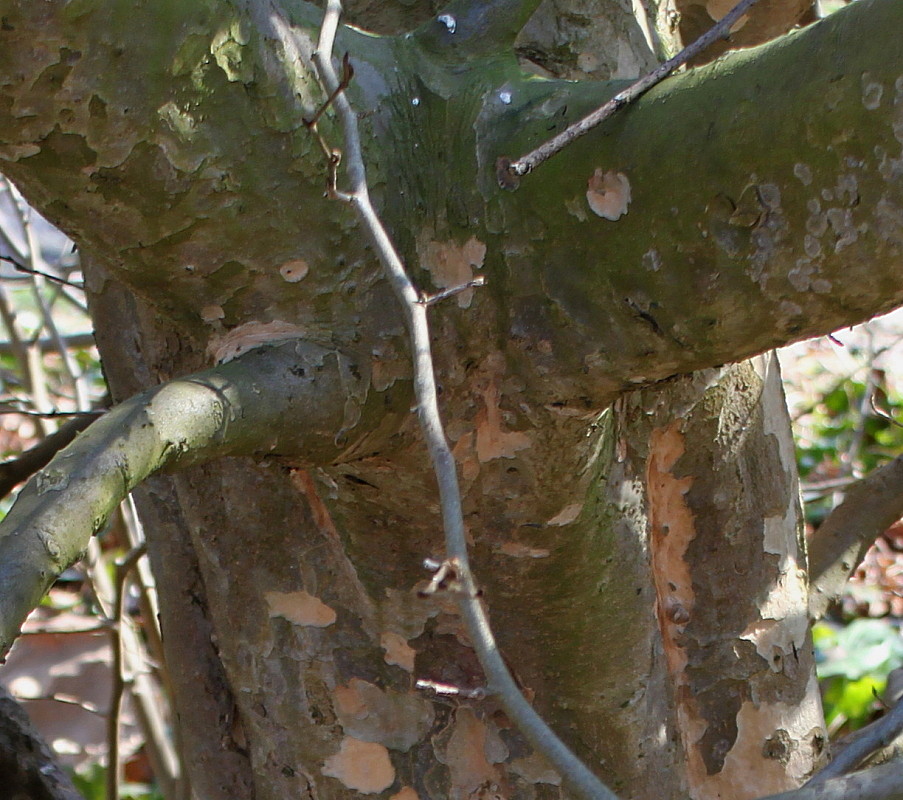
[2,0,902,798]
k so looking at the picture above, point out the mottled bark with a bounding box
[0,1,900,799]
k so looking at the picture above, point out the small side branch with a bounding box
[808,454,903,620]
[498,0,761,185]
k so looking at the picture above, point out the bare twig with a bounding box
[806,697,903,785]
[871,394,903,428]
[307,3,617,798]
[0,254,83,290]
[420,276,486,306]
[498,0,761,185]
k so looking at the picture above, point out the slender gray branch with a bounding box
[307,3,618,798]
[756,759,903,800]
[806,697,903,785]
[500,0,761,184]
[808,454,903,620]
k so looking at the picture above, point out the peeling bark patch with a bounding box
[434,708,506,799]
[418,236,486,309]
[861,72,884,110]
[646,423,695,637]
[381,631,416,672]
[586,169,631,220]
[200,304,224,322]
[208,320,306,362]
[646,423,710,790]
[546,503,582,526]
[265,590,336,627]
[322,737,395,793]
[475,377,531,462]
[497,542,550,558]
[279,259,309,283]
[333,678,434,751]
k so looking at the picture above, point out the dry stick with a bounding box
[500,0,761,184]
[310,3,617,799]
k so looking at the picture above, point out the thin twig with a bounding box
[307,3,617,798]
[498,0,761,185]
[420,276,486,306]
[0,405,101,418]
[0,254,84,290]
[806,697,903,786]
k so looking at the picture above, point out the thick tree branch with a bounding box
[806,696,903,785]
[808,454,903,620]
[757,759,903,800]
[0,340,373,659]
[1,1,901,406]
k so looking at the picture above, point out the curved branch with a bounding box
[806,696,903,785]
[0,340,365,659]
[808,454,903,621]
[756,758,903,800]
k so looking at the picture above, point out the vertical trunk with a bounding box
[87,243,825,800]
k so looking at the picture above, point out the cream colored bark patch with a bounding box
[322,737,395,793]
[381,631,416,672]
[265,590,336,627]
[208,320,306,362]
[586,169,631,220]
[547,503,582,526]
[390,788,420,800]
[419,236,486,308]
[279,259,309,282]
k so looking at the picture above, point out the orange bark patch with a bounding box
[322,737,395,793]
[646,423,710,793]
[381,631,416,672]
[265,590,336,627]
[437,708,505,797]
[419,236,486,308]
[475,380,531,462]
